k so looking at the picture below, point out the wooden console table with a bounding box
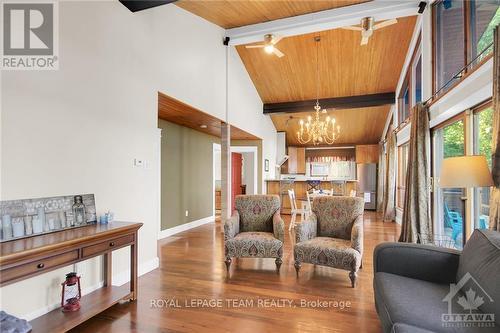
[0,221,143,332]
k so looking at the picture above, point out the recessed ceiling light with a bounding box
[200,124,208,129]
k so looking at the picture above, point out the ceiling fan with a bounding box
[342,17,397,45]
[245,34,285,58]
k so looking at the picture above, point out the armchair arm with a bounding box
[350,215,363,255]
[373,242,461,284]
[273,210,285,242]
[224,211,240,241]
[295,212,317,243]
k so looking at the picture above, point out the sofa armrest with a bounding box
[350,215,363,255]
[373,242,461,284]
[273,211,285,242]
[224,211,240,241]
[295,213,317,243]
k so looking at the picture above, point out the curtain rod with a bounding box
[381,41,494,145]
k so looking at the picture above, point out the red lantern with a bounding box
[61,272,81,312]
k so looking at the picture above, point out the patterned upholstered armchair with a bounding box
[294,196,364,287]
[224,195,285,272]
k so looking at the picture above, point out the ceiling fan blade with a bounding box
[271,35,283,45]
[373,18,397,30]
[273,47,285,58]
[360,35,369,45]
[341,26,363,31]
[245,44,265,48]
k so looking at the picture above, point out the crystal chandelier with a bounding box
[296,37,340,145]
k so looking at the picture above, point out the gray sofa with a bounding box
[373,229,500,333]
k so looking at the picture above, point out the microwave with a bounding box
[310,162,330,176]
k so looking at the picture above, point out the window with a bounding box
[398,78,410,125]
[433,0,500,94]
[397,36,421,126]
[473,103,494,230]
[413,55,422,105]
[433,116,466,249]
[434,0,466,93]
[469,0,500,63]
[397,143,409,209]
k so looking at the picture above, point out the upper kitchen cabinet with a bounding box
[356,145,379,164]
[285,147,306,174]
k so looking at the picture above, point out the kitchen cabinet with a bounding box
[355,145,379,164]
[285,147,306,174]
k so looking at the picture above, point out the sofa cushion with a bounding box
[235,195,280,233]
[225,232,282,258]
[294,237,360,271]
[374,272,498,333]
[457,229,500,325]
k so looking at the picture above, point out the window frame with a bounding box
[397,34,422,126]
[397,143,409,209]
[432,0,496,95]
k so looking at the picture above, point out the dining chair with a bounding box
[288,189,309,231]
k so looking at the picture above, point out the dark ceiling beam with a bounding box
[119,1,177,13]
[263,92,395,114]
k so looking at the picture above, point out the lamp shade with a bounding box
[439,155,494,188]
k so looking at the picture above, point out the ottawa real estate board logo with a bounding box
[1,1,58,70]
[442,272,495,328]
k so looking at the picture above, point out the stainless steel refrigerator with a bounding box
[357,163,377,210]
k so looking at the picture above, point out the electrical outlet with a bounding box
[185,210,189,217]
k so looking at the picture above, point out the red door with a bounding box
[231,153,242,212]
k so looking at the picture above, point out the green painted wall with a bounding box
[160,119,220,230]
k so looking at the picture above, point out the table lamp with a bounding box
[439,155,494,189]
[439,155,494,237]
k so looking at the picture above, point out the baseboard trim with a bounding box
[112,256,160,287]
[158,215,215,240]
[24,281,105,321]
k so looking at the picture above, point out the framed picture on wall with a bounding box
[265,159,269,172]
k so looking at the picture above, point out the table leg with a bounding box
[130,231,138,301]
[103,252,112,287]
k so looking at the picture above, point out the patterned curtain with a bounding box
[399,103,432,243]
[383,128,397,221]
[377,142,385,212]
[490,26,500,231]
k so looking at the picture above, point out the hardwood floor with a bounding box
[72,212,400,332]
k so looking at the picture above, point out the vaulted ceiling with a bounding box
[175,0,370,29]
[271,105,390,146]
[236,15,417,103]
[175,1,417,145]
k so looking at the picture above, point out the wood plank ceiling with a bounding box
[237,15,416,145]
[175,0,370,29]
[158,92,259,140]
[236,15,417,103]
[271,105,390,146]
[175,1,416,146]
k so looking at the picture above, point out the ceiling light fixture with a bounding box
[200,124,208,129]
[264,44,274,54]
[296,37,340,146]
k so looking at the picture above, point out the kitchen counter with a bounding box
[266,179,358,214]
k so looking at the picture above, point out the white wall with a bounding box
[0,0,276,320]
[241,152,255,194]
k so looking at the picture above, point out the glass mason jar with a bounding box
[72,196,86,226]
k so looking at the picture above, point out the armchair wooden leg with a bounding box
[275,257,283,272]
[294,260,301,277]
[225,257,232,272]
[360,260,363,269]
[349,270,357,288]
